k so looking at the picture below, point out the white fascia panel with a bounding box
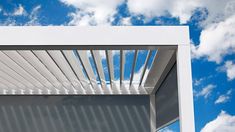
[0,26,189,46]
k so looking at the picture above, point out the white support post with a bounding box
[150,94,156,132]
[177,45,195,132]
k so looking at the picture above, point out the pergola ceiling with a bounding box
[0,48,175,95]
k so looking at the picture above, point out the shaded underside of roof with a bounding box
[0,47,175,95]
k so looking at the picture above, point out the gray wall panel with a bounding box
[0,95,150,132]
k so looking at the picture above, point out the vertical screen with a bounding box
[155,64,179,129]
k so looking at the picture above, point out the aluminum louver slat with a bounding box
[18,50,62,93]
[0,51,44,94]
[77,50,102,94]
[91,50,112,94]
[47,50,85,94]
[33,50,75,94]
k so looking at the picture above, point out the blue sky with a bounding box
[0,0,235,132]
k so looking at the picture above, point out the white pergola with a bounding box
[0,26,195,132]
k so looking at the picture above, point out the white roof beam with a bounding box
[0,26,190,45]
[144,49,175,94]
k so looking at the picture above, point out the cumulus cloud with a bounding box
[0,5,41,26]
[192,15,235,63]
[126,0,235,66]
[215,89,232,104]
[224,61,235,80]
[60,0,124,25]
[201,111,235,132]
[25,5,41,26]
[195,84,216,99]
[13,4,27,16]
[127,0,200,24]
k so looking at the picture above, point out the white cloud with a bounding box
[25,5,41,26]
[224,61,235,80]
[60,0,124,25]
[192,15,235,63]
[0,5,41,26]
[201,111,235,132]
[195,84,216,99]
[215,89,232,104]
[126,0,235,65]
[127,0,200,24]
[13,4,27,16]
[193,77,205,86]
[127,0,235,25]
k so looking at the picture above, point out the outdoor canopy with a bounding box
[0,26,195,132]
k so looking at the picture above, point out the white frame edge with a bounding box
[177,44,195,132]
[0,26,189,45]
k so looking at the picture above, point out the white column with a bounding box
[177,45,195,132]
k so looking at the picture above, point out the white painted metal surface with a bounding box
[0,26,189,45]
[177,45,195,132]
